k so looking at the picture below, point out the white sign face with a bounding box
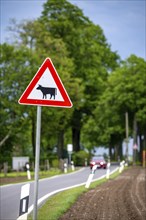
[27,68,64,101]
[12,157,29,170]
[67,144,73,152]
[18,58,73,108]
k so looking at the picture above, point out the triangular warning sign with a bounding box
[18,58,73,108]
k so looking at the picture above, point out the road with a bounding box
[0,165,118,220]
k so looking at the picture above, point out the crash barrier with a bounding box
[17,183,30,220]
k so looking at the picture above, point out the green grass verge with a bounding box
[28,168,122,220]
[29,186,87,220]
[0,168,81,186]
[0,169,61,178]
[0,171,29,178]
[0,169,65,185]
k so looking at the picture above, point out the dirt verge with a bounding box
[59,166,146,220]
[0,176,31,185]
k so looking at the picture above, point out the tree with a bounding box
[40,0,120,151]
[82,55,146,161]
[1,15,85,159]
[17,19,85,158]
[112,55,146,162]
[0,43,35,160]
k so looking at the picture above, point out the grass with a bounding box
[0,169,62,177]
[28,168,122,220]
[0,169,66,185]
[0,171,29,178]
[28,186,87,220]
[31,186,87,220]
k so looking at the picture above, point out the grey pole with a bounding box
[69,153,71,165]
[33,106,42,220]
[125,112,129,163]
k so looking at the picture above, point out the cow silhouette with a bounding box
[36,85,57,99]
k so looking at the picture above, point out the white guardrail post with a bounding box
[106,162,111,179]
[26,163,31,180]
[85,165,97,188]
[119,160,125,173]
[71,161,75,171]
[64,162,67,173]
[17,183,30,220]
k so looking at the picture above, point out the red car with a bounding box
[90,157,107,169]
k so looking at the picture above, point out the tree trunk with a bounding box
[57,130,64,159]
[109,145,113,160]
[139,135,143,164]
[71,109,82,152]
[72,128,80,152]
[114,145,118,161]
[118,142,123,161]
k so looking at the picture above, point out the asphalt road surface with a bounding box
[0,165,118,220]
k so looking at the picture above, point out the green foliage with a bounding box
[40,0,120,152]
[0,0,145,164]
[81,55,146,160]
[0,43,35,159]
[72,150,90,166]
[51,159,59,168]
[0,18,77,159]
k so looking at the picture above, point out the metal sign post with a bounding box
[67,144,73,165]
[18,58,73,220]
[33,106,41,220]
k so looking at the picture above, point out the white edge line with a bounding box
[0,167,86,188]
[19,167,119,218]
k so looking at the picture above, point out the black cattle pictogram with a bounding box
[36,85,57,99]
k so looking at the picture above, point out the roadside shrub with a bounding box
[52,159,59,168]
[72,150,90,166]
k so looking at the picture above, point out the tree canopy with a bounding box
[0,0,145,164]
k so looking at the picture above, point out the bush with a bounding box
[72,150,90,166]
[52,159,59,168]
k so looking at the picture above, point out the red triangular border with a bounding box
[18,58,73,108]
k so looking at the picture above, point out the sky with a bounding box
[1,0,145,60]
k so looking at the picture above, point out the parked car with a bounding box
[90,156,107,169]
